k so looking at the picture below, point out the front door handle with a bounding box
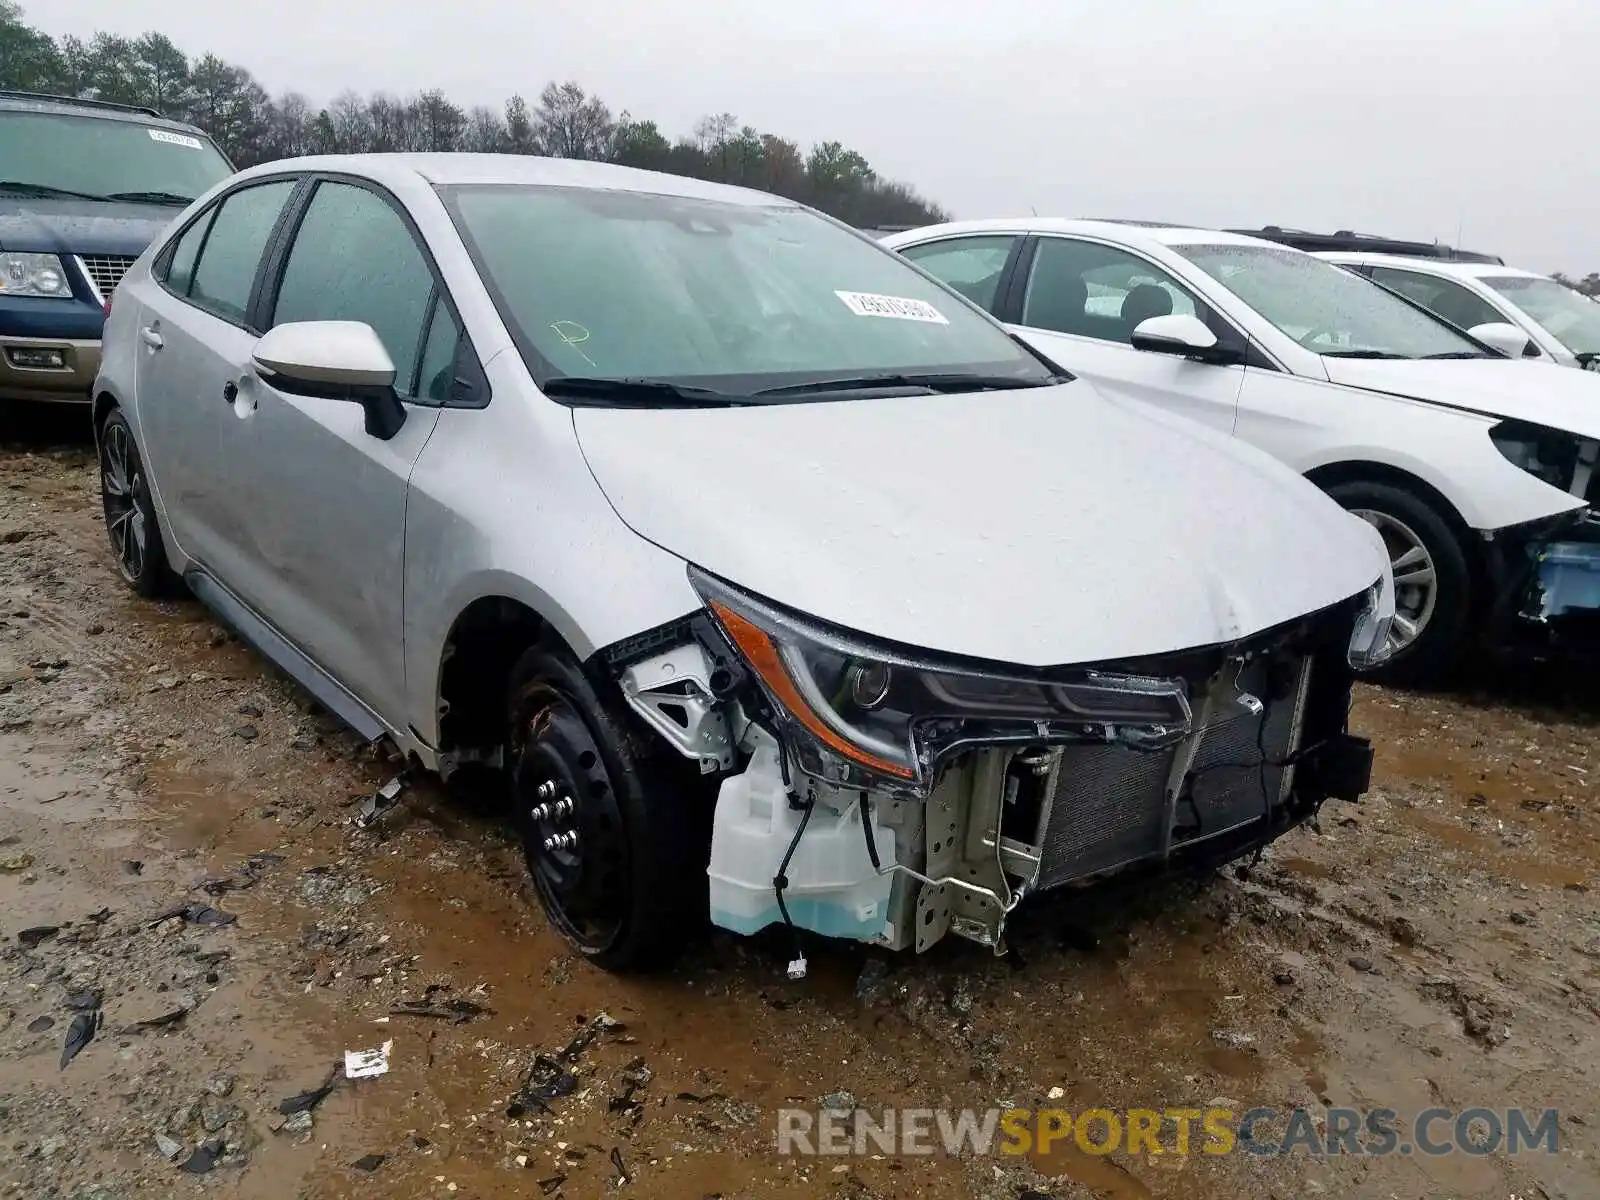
[222,380,238,404]
[138,326,163,350]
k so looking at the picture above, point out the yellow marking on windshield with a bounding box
[550,321,598,369]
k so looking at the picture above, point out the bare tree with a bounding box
[533,81,614,160]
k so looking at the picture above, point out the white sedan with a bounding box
[882,220,1600,680]
[1315,251,1600,372]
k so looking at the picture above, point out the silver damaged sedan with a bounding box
[92,154,1394,971]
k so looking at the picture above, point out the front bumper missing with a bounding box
[832,601,1371,955]
[634,597,1371,956]
[1483,510,1600,653]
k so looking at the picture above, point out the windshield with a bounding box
[1482,276,1600,357]
[0,110,233,204]
[440,184,1056,397]
[1175,243,1487,359]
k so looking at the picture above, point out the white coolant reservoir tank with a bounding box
[707,738,896,942]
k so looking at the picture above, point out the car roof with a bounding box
[881,217,1276,251]
[0,90,211,137]
[233,153,801,208]
[1315,251,1546,281]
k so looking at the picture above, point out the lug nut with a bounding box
[530,803,552,822]
[554,797,574,817]
[542,831,579,852]
[536,781,557,800]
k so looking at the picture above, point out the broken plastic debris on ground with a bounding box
[344,1039,393,1080]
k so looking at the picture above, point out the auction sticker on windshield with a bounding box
[147,129,204,150]
[835,291,949,324]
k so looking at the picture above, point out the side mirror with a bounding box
[1129,313,1240,365]
[1467,321,1535,360]
[251,320,407,440]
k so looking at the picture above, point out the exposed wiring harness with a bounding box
[774,750,813,980]
[859,790,883,872]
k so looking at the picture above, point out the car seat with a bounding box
[1119,284,1173,338]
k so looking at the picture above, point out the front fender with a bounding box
[400,385,703,747]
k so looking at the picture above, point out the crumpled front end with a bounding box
[602,573,1381,960]
[1482,420,1600,651]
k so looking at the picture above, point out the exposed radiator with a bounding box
[1034,655,1310,890]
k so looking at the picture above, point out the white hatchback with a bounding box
[884,220,1600,680]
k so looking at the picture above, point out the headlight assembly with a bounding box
[689,567,1192,797]
[0,252,71,299]
[1347,578,1396,669]
[1346,519,1397,669]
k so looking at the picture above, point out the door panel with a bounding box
[215,381,439,712]
[203,177,453,719]
[135,293,261,572]
[1008,237,1244,435]
[135,180,297,570]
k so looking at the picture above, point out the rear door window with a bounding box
[899,236,1017,312]
[186,180,296,324]
[162,211,213,296]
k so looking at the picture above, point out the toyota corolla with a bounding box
[92,155,1391,971]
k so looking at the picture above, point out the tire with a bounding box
[505,635,709,972]
[1325,479,1471,685]
[98,408,177,599]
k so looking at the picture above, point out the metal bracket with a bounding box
[619,644,734,773]
[914,775,962,952]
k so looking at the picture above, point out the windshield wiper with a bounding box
[1319,349,1411,360]
[0,180,107,201]
[541,376,755,408]
[1421,350,1492,359]
[103,190,195,206]
[755,372,1056,398]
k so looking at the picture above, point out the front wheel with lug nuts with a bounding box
[1327,479,1471,686]
[98,408,175,599]
[505,637,709,972]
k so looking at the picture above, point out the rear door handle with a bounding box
[138,326,163,350]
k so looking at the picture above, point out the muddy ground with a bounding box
[0,410,1596,1200]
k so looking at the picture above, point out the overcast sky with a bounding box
[33,0,1600,273]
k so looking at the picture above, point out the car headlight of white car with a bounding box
[0,252,72,299]
[1346,518,1397,669]
[690,567,1193,798]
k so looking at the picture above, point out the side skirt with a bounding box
[184,566,392,745]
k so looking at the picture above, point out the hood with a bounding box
[572,382,1385,667]
[0,198,179,256]
[1322,357,1600,439]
